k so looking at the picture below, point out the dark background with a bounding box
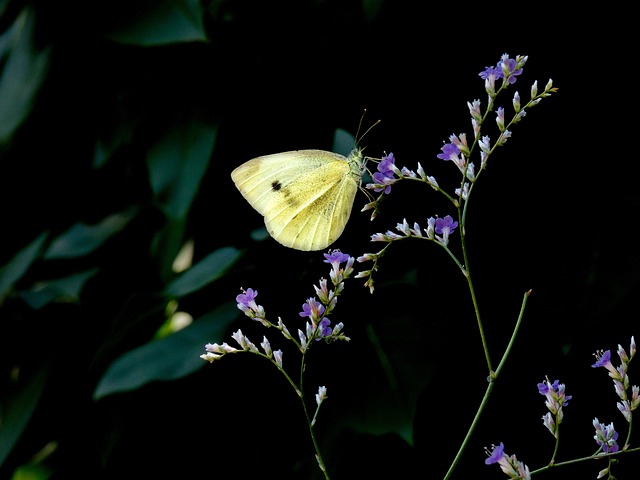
[0,1,637,479]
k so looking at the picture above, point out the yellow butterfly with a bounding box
[231,148,365,251]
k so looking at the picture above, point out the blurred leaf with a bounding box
[147,119,217,220]
[164,246,244,297]
[103,0,207,46]
[93,302,238,399]
[0,232,48,301]
[362,0,384,21]
[44,209,137,260]
[333,128,356,157]
[19,269,99,309]
[0,362,50,469]
[336,313,437,446]
[0,6,51,146]
[147,119,217,279]
[10,463,52,480]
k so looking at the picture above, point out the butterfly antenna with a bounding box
[355,109,381,146]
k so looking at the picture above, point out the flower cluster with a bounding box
[479,53,525,87]
[485,443,531,480]
[592,337,639,423]
[366,215,459,246]
[537,377,572,438]
[200,250,354,366]
[356,54,556,293]
[371,152,399,194]
[487,338,640,479]
[355,215,460,293]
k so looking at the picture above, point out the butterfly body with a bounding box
[231,148,364,251]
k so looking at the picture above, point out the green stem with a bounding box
[455,174,492,373]
[530,445,640,476]
[443,290,530,480]
[299,348,331,480]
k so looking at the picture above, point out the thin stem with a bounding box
[299,351,331,480]
[624,413,633,449]
[443,374,495,480]
[550,420,560,465]
[459,228,493,373]
[530,445,640,476]
[443,290,531,480]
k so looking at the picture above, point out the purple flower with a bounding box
[372,153,396,194]
[300,297,325,321]
[537,379,572,408]
[435,215,458,235]
[300,298,333,340]
[537,378,571,437]
[592,349,624,381]
[319,318,332,337]
[485,442,505,465]
[236,288,258,308]
[499,56,523,84]
[323,249,354,285]
[479,66,499,80]
[592,349,612,368]
[236,288,265,321]
[436,142,460,161]
[478,54,523,85]
[484,443,531,479]
[323,250,350,265]
[593,418,619,453]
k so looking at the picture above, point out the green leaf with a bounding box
[19,269,99,309]
[10,462,52,480]
[0,232,48,301]
[147,119,217,220]
[164,246,244,297]
[93,302,238,399]
[44,209,137,260]
[332,128,356,157]
[0,7,51,146]
[0,362,50,469]
[103,0,207,46]
[362,0,384,21]
[335,313,437,446]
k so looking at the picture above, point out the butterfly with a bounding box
[231,148,365,251]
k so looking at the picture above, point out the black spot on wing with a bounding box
[271,179,300,208]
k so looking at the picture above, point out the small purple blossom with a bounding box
[592,349,624,381]
[319,318,332,337]
[537,379,572,409]
[485,442,505,465]
[479,66,499,80]
[235,288,266,322]
[435,215,459,235]
[479,54,523,85]
[372,153,396,194]
[322,249,354,286]
[300,297,325,321]
[499,56,523,84]
[300,298,332,340]
[485,443,531,479]
[436,142,460,161]
[538,378,571,438]
[323,250,350,265]
[593,418,619,453]
[236,288,258,311]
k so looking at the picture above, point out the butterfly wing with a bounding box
[231,149,361,251]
